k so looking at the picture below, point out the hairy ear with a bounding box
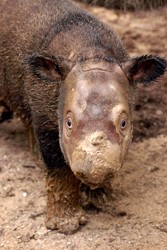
[121,55,166,84]
[27,54,72,82]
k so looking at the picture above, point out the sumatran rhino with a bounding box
[0,0,166,234]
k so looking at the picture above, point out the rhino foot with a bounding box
[45,209,87,234]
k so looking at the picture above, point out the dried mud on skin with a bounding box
[0,4,167,250]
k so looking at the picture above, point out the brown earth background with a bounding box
[0,2,167,250]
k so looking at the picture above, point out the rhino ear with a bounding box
[27,54,72,82]
[121,55,166,85]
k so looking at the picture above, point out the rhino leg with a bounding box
[45,167,87,234]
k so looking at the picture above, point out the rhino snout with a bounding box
[70,131,121,187]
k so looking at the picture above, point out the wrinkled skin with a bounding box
[60,61,133,188]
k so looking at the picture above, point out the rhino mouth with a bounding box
[70,131,122,188]
[71,155,119,188]
[75,170,115,189]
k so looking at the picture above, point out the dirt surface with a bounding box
[0,3,167,250]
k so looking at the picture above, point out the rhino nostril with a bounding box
[91,136,104,146]
[91,140,100,146]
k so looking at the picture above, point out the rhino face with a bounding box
[60,60,133,188]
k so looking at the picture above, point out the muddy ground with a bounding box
[0,3,167,250]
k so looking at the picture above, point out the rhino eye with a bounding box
[65,111,74,137]
[120,119,127,130]
[66,117,73,129]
